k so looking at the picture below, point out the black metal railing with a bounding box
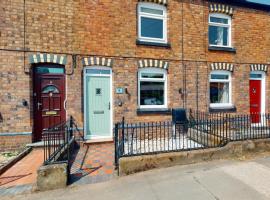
[228,113,270,141]
[43,116,75,171]
[114,111,270,167]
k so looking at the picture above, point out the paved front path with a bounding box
[69,142,115,185]
[0,149,43,195]
[0,142,116,196]
[5,155,270,200]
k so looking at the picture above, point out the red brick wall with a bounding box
[0,135,32,152]
[0,51,32,133]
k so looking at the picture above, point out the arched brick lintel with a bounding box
[250,64,268,72]
[209,4,234,16]
[29,53,67,65]
[210,62,234,72]
[139,0,168,6]
[138,59,169,70]
[82,56,113,68]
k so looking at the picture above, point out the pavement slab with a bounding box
[222,161,270,199]
[4,153,270,200]
[3,156,270,200]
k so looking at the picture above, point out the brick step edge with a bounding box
[0,147,32,176]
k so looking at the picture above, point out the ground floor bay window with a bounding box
[138,68,167,109]
[210,71,232,108]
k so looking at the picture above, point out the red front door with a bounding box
[249,80,261,123]
[33,64,66,141]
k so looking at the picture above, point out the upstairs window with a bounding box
[209,13,231,47]
[138,3,167,44]
[138,68,167,109]
[210,71,232,108]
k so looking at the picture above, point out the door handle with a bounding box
[108,102,111,110]
[37,102,42,110]
[64,99,67,110]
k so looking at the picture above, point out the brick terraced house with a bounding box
[1,0,270,151]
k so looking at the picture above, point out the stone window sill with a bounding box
[137,108,172,115]
[208,46,236,53]
[136,40,171,48]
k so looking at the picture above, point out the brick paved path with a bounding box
[0,142,116,196]
[69,142,116,185]
[0,148,44,196]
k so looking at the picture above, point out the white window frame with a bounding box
[138,2,167,44]
[250,71,266,115]
[138,68,168,109]
[209,70,232,108]
[209,13,232,48]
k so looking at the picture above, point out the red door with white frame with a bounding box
[249,80,261,123]
[33,64,66,141]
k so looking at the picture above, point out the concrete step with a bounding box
[26,141,44,148]
[84,138,114,145]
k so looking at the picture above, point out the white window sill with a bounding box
[209,105,236,113]
[210,103,233,108]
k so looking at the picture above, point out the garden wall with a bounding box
[119,138,270,176]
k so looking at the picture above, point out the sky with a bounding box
[247,0,270,5]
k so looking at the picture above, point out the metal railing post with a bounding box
[70,116,73,138]
[67,116,73,174]
[121,117,125,156]
[114,123,119,167]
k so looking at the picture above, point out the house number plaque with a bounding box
[116,88,124,94]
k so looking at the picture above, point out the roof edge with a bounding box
[208,0,270,12]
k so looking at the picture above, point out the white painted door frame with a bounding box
[83,66,113,140]
[250,71,266,126]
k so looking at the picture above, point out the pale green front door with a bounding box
[85,75,111,139]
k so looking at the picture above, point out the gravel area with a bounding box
[124,135,202,155]
[0,152,20,168]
